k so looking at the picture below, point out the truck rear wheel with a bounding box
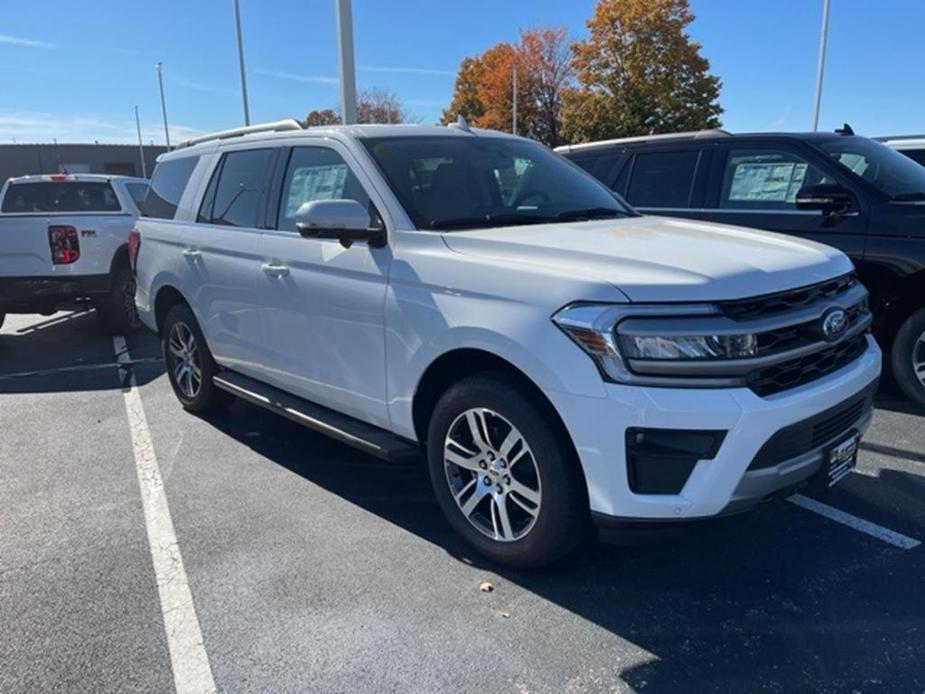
[162,304,232,413]
[426,372,590,568]
[892,307,925,408]
[96,266,141,335]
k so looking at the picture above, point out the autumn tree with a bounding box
[441,28,573,147]
[301,88,409,127]
[562,0,722,143]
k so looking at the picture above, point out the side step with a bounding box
[213,371,421,464]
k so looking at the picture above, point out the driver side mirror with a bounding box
[295,199,385,249]
[795,184,855,215]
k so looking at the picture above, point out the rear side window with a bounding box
[198,149,274,228]
[1,181,121,213]
[124,182,149,212]
[144,157,198,219]
[626,150,699,208]
[901,149,925,167]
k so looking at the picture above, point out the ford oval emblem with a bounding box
[821,308,849,341]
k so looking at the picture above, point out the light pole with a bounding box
[812,0,831,131]
[512,65,518,136]
[134,106,148,178]
[232,0,251,125]
[155,62,171,148]
[335,0,358,125]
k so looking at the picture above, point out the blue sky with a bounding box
[0,0,921,144]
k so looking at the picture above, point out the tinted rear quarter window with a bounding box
[199,149,274,228]
[1,181,121,213]
[144,156,199,219]
[626,150,699,208]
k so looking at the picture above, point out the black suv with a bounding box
[558,128,925,406]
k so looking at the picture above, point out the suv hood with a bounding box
[441,216,853,302]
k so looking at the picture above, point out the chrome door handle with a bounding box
[261,263,289,278]
[182,248,202,260]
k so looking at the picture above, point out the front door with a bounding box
[255,144,392,428]
[702,143,869,264]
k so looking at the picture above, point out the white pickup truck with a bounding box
[0,173,148,333]
[135,121,881,567]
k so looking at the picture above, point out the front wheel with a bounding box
[892,307,925,408]
[427,373,590,568]
[162,304,232,413]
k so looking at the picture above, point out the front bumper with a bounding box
[0,274,111,313]
[546,334,882,523]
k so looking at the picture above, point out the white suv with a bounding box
[135,120,881,567]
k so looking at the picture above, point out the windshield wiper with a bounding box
[891,191,925,202]
[429,213,553,231]
[556,207,629,221]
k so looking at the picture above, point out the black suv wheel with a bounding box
[162,304,232,413]
[426,372,590,568]
[892,307,925,408]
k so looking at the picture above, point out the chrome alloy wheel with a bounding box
[167,321,202,399]
[914,331,925,388]
[443,408,542,542]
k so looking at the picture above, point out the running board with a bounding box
[213,371,421,464]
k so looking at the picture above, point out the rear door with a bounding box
[0,178,128,277]
[701,140,869,263]
[620,146,708,220]
[179,147,277,375]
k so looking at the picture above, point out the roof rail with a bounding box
[177,119,303,149]
[875,134,925,143]
[555,129,731,153]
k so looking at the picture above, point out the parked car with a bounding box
[558,128,925,406]
[0,173,149,333]
[877,135,925,167]
[135,120,880,567]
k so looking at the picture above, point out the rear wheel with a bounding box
[892,307,925,407]
[162,304,231,413]
[96,265,141,335]
[427,372,589,568]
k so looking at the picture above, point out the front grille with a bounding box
[721,273,857,320]
[749,381,876,470]
[748,334,868,396]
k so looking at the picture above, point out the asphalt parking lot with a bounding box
[2,310,924,694]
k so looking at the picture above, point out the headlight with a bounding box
[552,303,756,384]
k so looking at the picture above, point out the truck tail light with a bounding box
[128,229,141,272]
[48,225,80,264]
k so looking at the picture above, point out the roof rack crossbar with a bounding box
[178,119,303,149]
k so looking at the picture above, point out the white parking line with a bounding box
[113,336,217,694]
[787,493,921,550]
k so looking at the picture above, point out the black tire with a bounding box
[162,303,232,413]
[0,313,5,330]
[96,265,142,335]
[426,372,590,568]
[891,307,925,408]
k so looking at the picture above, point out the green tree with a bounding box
[562,0,722,143]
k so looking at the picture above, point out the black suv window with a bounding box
[199,149,274,228]
[276,147,370,232]
[144,157,198,219]
[903,149,925,167]
[626,150,698,208]
[719,149,831,210]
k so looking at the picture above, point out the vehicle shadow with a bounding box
[0,311,164,394]
[200,399,925,692]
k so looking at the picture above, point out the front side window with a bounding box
[817,137,925,200]
[719,149,829,209]
[1,181,121,213]
[144,156,198,219]
[199,149,274,228]
[626,150,699,208]
[361,135,633,231]
[276,147,370,232]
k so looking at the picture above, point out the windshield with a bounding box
[817,137,925,200]
[361,135,635,230]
